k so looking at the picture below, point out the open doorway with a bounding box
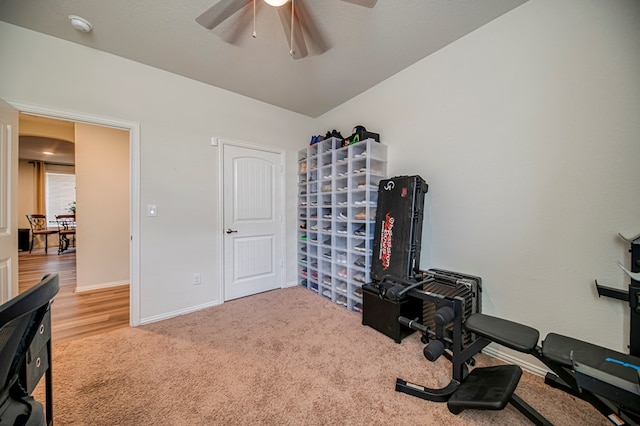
[18,115,76,255]
[17,113,131,342]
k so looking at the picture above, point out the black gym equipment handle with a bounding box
[399,316,428,334]
[398,315,454,347]
[379,275,435,301]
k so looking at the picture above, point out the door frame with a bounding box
[218,138,286,304]
[9,101,142,326]
[0,99,18,303]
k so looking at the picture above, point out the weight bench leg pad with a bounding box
[448,365,522,414]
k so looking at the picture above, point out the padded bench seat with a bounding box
[464,314,539,353]
[448,365,522,414]
[543,333,640,384]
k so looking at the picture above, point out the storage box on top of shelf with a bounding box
[371,175,428,283]
[357,129,380,142]
[343,131,380,147]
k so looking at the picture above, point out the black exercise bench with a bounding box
[397,311,640,425]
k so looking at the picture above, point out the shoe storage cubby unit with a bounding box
[297,137,387,314]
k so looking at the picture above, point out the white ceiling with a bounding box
[18,114,76,164]
[0,0,527,118]
[19,135,76,165]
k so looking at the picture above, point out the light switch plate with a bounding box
[147,204,157,217]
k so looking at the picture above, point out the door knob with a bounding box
[226,229,238,234]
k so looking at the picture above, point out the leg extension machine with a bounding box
[397,308,640,425]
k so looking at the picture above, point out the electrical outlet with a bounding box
[193,272,202,285]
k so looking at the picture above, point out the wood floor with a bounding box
[19,249,130,343]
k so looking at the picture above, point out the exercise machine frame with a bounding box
[595,232,640,357]
[396,293,640,425]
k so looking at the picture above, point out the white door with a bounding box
[223,143,284,301]
[0,98,19,303]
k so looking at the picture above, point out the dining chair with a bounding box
[55,214,76,254]
[25,215,58,254]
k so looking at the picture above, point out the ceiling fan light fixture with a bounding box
[264,0,289,7]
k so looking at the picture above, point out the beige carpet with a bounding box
[42,286,607,425]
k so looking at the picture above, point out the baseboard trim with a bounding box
[75,280,129,293]
[139,299,222,326]
[282,280,298,288]
[482,344,549,378]
[140,280,296,326]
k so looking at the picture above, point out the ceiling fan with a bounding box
[196,0,377,59]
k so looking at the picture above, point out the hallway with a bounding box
[19,250,129,343]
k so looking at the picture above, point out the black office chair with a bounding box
[0,274,59,425]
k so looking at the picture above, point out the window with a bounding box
[45,172,76,224]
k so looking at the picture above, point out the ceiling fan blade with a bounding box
[196,0,252,30]
[338,0,377,7]
[295,0,329,54]
[277,2,308,60]
[224,0,264,45]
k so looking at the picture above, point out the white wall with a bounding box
[75,123,129,290]
[318,0,640,357]
[0,21,315,322]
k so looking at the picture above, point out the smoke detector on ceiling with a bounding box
[68,15,93,33]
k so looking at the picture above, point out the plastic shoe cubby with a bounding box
[297,138,387,313]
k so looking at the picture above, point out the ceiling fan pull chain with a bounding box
[252,0,257,38]
[290,0,295,55]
